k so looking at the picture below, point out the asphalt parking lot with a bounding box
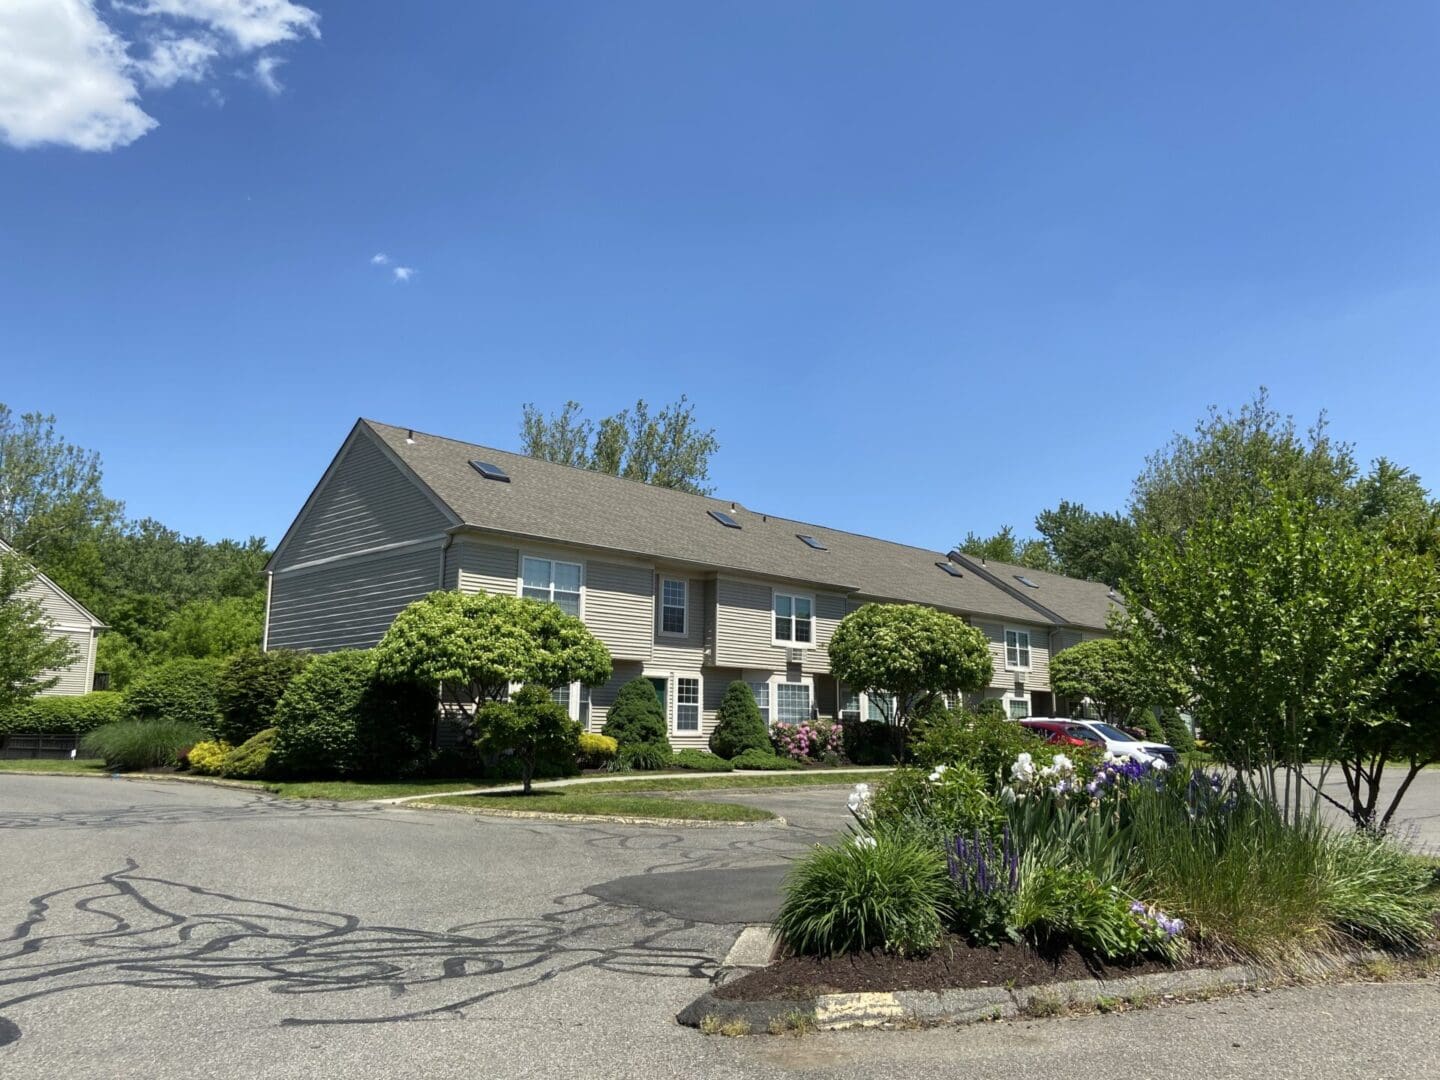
[2,773,1437,1079]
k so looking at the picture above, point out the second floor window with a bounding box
[523,557,582,617]
[1005,629,1031,670]
[660,578,687,635]
[773,592,813,645]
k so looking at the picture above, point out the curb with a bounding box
[678,951,1398,1033]
[0,769,271,794]
[402,799,787,829]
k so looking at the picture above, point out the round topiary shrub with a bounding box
[270,650,435,779]
[0,691,126,737]
[577,732,618,770]
[186,739,232,776]
[601,678,672,755]
[124,657,223,731]
[1126,706,1165,742]
[708,680,770,759]
[216,648,313,745]
[221,727,278,779]
[1159,706,1196,753]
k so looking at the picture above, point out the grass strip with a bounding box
[562,770,891,795]
[263,778,511,801]
[0,758,110,775]
[420,790,775,822]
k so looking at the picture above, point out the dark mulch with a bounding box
[715,933,1222,1001]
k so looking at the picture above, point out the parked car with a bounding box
[1020,718,1178,767]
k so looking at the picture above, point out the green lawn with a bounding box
[262,778,510,801]
[0,758,110,775]
[561,770,891,795]
[419,789,775,822]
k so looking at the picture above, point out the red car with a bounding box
[1019,719,1089,748]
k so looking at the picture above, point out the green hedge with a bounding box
[124,657,223,731]
[216,649,312,745]
[0,692,126,736]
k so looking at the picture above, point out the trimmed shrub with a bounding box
[842,720,898,766]
[216,649,313,745]
[670,749,734,772]
[601,678,673,754]
[124,657,223,731]
[1159,707,1196,754]
[776,832,951,957]
[708,681,770,759]
[270,650,435,779]
[615,743,672,771]
[973,698,1007,720]
[1126,706,1165,742]
[577,732,618,770]
[730,748,802,771]
[186,739,232,775]
[0,691,126,736]
[81,719,206,771]
[221,727,278,779]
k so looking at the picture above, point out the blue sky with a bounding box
[3,2,1439,551]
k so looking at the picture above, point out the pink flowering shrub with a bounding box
[770,720,844,761]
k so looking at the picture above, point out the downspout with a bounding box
[261,570,273,652]
[438,532,454,590]
[433,533,456,749]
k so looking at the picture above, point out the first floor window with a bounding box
[747,679,771,725]
[773,593,813,645]
[660,578,687,635]
[550,684,571,712]
[522,556,582,616]
[839,686,860,723]
[776,682,811,725]
[676,677,700,732]
[1005,629,1031,670]
[1008,696,1030,720]
[866,693,894,723]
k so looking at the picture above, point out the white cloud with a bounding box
[120,1,319,51]
[136,34,218,89]
[392,266,415,283]
[0,0,156,151]
[0,0,319,152]
[369,253,390,265]
[252,54,284,94]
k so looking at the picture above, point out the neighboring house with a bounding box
[264,420,1119,748]
[0,538,105,696]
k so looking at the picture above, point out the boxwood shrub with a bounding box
[0,691,126,736]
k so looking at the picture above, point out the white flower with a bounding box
[847,783,874,818]
[852,835,878,850]
[1151,757,1170,771]
[1050,753,1074,773]
[928,764,949,783]
[1010,753,1036,786]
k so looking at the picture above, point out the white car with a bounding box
[1020,718,1178,767]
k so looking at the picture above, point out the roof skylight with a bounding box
[797,534,827,550]
[708,509,742,529]
[1014,574,1040,589]
[469,460,511,483]
[936,561,963,578]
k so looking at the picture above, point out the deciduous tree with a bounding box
[0,551,79,710]
[473,684,580,794]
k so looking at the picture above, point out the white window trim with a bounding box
[1004,627,1032,672]
[838,684,896,724]
[771,589,816,649]
[644,668,705,736]
[518,553,585,619]
[744,670,814,728]
[658,577,688,638]
[1005,691,1031,720]
[506,680,586,725]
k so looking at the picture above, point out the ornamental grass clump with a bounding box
[81,719,207,771]
[776,832,951,957]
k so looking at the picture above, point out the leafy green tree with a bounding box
[0,404,122,566]
[0,551,79,710]
[709,680,771,759]
[954,526,1054,571]
[1049,638,1148,724]
[520,396,720,494]
[123,656,224,730]
[601,677,672,755]
[828,604,993,755]
[153,593,265,661]
[373,591,613,718]
[1032,501,1140,586]
[473,684,580,794]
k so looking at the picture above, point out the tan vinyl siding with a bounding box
[268,545,441,652]
[976,621,1052,692]
[582,561,653,661]
[38,628,95,696]
[801,591,845,675]
[24,576,93,626]
[651,574,706,669]
[448,538,520,595]
[713,577,790,669]
[586,661,644,733]
[279,430,451,567]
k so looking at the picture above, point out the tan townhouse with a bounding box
[264,420,1122,748]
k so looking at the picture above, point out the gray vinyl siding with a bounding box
[587,561,653,661]
[268,545,441,652]
[448,538,520,595]
[38,628,95,696]
[586,661,645,732]
[976,621,1052,692]
[279,431,451,567]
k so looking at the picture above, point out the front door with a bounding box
[647,677,668,714]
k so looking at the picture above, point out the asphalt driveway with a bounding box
[1,774,1438,1079]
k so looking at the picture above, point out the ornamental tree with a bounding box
[0,551,79,710]
[1048,638,1147,724]
[827,603,993,737]
[373,591,613,717]
[473,684,580,794]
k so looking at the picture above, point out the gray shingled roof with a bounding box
[948,553,1124,631]
[363,420,1051,625]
